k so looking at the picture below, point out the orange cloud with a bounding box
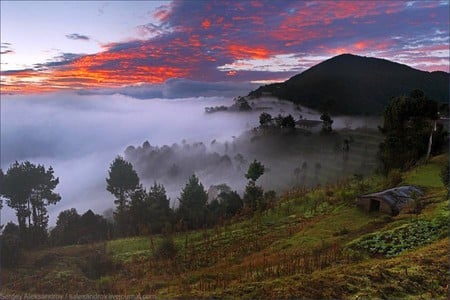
[1,57,188,94]
[227,44,271,59]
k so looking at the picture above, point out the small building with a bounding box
[357,186,423,216]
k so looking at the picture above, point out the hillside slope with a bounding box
[1,155,448,298]
[248,54,449,115]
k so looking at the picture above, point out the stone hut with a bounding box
[357,186,423,216]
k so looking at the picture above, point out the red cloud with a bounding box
[227,44,271,59]
[2,0,448,94]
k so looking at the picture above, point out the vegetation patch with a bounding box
[347,218,446,258]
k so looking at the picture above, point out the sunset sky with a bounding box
[1,0,449,94]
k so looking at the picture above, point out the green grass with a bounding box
[273,205,374,250]
[3,153,448,298]
[107,236,160,262]
[403,155,446,188]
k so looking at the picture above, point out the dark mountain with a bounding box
[248,54,449,115]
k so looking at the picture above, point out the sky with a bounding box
[1,0,449,94]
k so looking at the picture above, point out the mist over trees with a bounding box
[0,95,396,264]
[123,115,381,205]
[105,157,242,235]
[244,160,266,210]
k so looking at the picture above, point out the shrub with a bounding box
[154,236,178,259]
[0,222,22,268]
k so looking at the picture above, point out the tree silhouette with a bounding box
[320,112,334,133]
[1,161,60,246]
[259,112,272,127]
[244,160,266,210]
[147,182,173,233]
[281,114,296,129]
[245,160,265,182]
[106,156,140,236]
[106,156,140,212]
[178,174,208,229]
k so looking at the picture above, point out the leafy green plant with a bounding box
[347,219,444,258]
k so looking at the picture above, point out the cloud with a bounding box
[1,42,14,55]
[2,1,449,93]
[77,78,258,99]
[0,92,265,225]
[33,53,85,69]
[0,92,381,226]
[0,50,14,55]
[66,33,90,41]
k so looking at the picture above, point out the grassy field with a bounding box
[404,155,446,188]
[1,154,448,298]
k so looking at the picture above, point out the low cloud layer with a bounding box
[0,93,261,225]
[78,78,258,99]
[1,93,380,227]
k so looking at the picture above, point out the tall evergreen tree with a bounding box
[106,156,140,236]
[129,185,149,235]
[245,160,265,182]
[244,160,265,210]
[147,182,172,233]
[106,156,140,213]
[178,174,208,229]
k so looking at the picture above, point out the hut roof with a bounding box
[359,186,423,213]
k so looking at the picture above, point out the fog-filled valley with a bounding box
[2,1,449,297]
[1,93,381,226]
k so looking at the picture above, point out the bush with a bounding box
[154,236,178,259]
[0,222,22,268]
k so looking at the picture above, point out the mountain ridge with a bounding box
[247,53,449,115]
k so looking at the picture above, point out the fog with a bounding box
[1,93,252,225]
[0,92,381,226]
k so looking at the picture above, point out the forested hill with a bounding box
[247,54,449,115]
